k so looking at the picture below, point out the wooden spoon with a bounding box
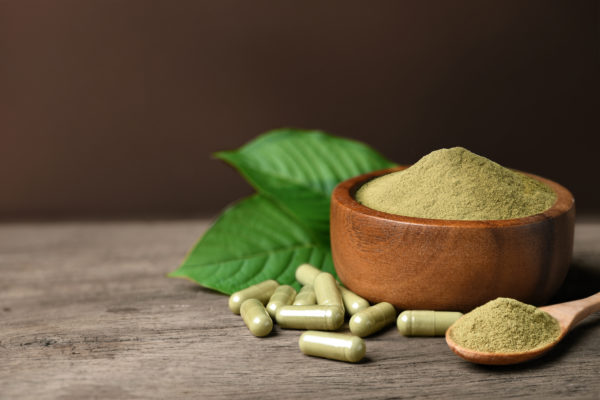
[445,292,600,365]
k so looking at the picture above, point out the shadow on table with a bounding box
[549,261,600,304]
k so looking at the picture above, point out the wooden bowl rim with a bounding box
[332,166,575,228]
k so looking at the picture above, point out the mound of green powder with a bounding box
[449,298,561,353]
[355,147,556,220]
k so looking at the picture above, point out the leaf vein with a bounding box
[181,243,322,269]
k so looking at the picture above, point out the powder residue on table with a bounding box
[355,147,556,220]
[448,297,561,353]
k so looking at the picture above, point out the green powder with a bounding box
[449,298,561,353]
[355,147,556,220]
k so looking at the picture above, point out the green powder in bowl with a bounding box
[355,147,556,220]
[448,298,561,353]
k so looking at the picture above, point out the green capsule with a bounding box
[266,285,296,318]
[299,331,366,363]
[397,310,463,336]
[339,286,370,315]
[349,302,396,337]
[228,280,279,314]
[314,272,344,314]
[295,264,368,315]
[293,285,316,306]
[295,263,321,286]
[240,299,273,337]
[276,305,344,331]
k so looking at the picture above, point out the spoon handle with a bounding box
[540,292,600,331]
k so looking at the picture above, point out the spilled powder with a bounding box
[449,298,561,353]
[355,147,556,220]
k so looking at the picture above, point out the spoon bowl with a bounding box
[445,292,600,365]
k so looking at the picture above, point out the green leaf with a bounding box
[215,129,395,244]
[171,129,395,294]
[169,194,336,294]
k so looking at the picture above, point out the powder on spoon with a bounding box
[355,147,556,220]
[448,297,561,353]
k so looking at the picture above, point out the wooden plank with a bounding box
[1,220,599,399]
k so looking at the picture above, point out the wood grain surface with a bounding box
[1,219,599,399]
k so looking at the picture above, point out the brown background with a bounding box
[1,1,599,220]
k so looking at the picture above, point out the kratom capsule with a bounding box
[266,285,296,318]
[299,331,366,363]
[314,272,344,314]
[397,310,463,336]
[293,285,316,306]
[338,286,370,315]
[228,280,279,314]
[240,299,273,337]
[276,305,344,330]
[349,302,396,337]
[295,263,321,286]
[295,264,368,315]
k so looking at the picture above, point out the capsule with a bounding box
[295,264,368,315]
[228,280,279,314]
[349,302,396,337]
[299,331,366,363]
[266,285,296,318]
[276,305,344,330]
[339,286,370,315]
[240,299,273,337]
[295,263,321,286]
[293,285,316,306]
[314,272,344,314]
[397,310,463,336]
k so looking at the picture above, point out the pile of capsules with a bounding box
[228,264,463,363]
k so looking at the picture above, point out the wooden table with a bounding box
[1,219,599,399]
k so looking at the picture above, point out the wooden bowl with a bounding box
[330,166,575,312]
